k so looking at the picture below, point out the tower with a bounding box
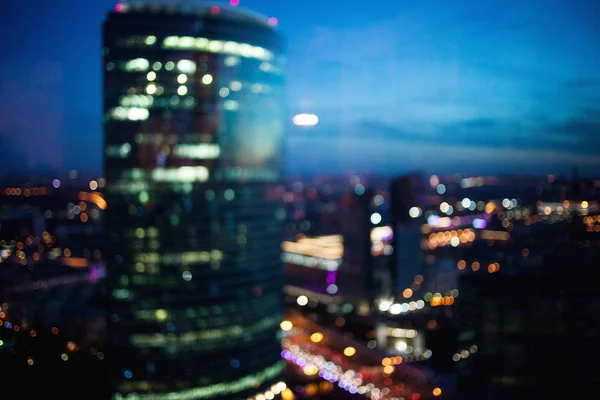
[103,2,286,398]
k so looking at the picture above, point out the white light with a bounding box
[219,87,230,97]
[223,100,239,111]
[177,86,188,96]
[440,202,450,213]
[297,295,308,306]
[450,237,460,247]
[259,62,273,72]
[230,80,242,91]
[182,271,192,281]
[125,58,149,71]
[224,56,239,67]
[408,207,422,218]
[127,108,149,121]
[146,71,156,81]
[416,300,425,309]
[146,83,157,95]
[251,83,263,93]
[293,113,319,126]
[276,382,287,391]
[395,341,408,352]
[389,304,402,315]
[326,284,338,294]
[173,144,221,160]
[436,184,446,195]
[461,198,471,208]
[370,213,382,225]
[177,74,187,84]
[378,301,392,312]
[177,59,196,73]
[151,166,209,183]
[144,35,156,45]
[202,74,213,85]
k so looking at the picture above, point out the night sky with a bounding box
[1,0,599,177]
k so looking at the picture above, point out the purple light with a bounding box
[427,215,441,225]
[268,17,278,26]
[326,270,337,286]
[115,3,123,12]
[472,218,487,229]
[52,179,60,188]
[230,0,239,5]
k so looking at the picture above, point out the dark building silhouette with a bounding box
[103,2,286,398]
[456,219,600,399]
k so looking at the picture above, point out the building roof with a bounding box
[119,0,275,29]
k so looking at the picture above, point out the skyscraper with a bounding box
[103,2,286,398]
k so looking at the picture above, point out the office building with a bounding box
[103,2,286,398]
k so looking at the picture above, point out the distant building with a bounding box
[456,217,600,399]
[282,189,393,312]
[103,2,286,398]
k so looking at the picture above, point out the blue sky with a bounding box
[0,0,599,177]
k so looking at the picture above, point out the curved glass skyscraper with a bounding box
[103,2,286,398]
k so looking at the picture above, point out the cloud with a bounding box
[286,126,600,177]
[563,78,600,88]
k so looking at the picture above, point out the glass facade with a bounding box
[103,3,286,399]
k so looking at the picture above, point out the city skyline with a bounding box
[1,0,600,176]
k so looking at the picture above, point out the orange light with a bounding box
[281,388,295,400]
[64,248,71,257]
[80,213,88,223]
[382,365,395,375]
[382,357,392,366]
[60,257,89,268]
[280,321,293,331]
[433,387,442,396]
[310,332,324,343]
[303,364,318,375]
[430,297,442,307]
[52,327,59,335]
[471,262,480,271]
[403,288,413,298]
[343,347,356,357]
[457,260,466,270]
